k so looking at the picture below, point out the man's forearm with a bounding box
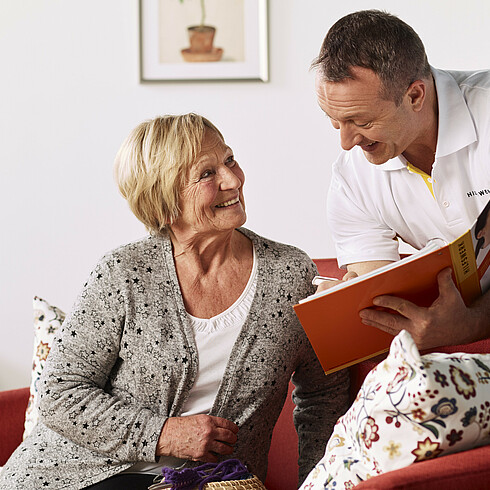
[346,260,394,277]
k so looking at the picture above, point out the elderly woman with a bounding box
[0,114,349,489]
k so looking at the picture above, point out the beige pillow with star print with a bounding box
[300,329,490,489]
[23,296,66,439]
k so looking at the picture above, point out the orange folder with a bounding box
[294,205,488,375]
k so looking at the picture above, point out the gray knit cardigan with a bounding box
[0,228,350,489]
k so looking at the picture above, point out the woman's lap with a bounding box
[84,473,156,489]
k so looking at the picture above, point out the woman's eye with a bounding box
[200,170,214,180]
[225,156,236,166]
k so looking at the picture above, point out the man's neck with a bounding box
[402,75,439,176]
[402,146,435,175]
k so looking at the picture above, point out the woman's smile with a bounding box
[215,196,240,208]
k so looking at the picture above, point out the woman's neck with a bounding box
[168,227,245,274]
[168,227,254,318]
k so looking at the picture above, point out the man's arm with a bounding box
[359,267,490,349]
[316,260,393,292]
[346,260,394,276]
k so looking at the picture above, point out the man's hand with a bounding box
[156,414,239,462]
[359,268,484,350]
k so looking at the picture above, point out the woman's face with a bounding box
[477,211,490,250]
[173,128,246,236]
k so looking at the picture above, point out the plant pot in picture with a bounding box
[182,25,223,62]
[179,0,223,62]
[188,25,215,52]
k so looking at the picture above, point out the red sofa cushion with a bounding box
[0,387,29,466]
[313,258,344,280]
[354,443,490,489]
[265,383,298,489]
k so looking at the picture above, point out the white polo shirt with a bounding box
[327,68,490,268]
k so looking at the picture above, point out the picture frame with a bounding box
[139,0,269,82]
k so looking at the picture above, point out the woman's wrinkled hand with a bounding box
[156,414,239,462]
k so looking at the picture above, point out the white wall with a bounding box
[1,0,488,390]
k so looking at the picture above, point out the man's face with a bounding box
[315,67,420,165]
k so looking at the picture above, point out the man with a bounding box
[314,10,490,350]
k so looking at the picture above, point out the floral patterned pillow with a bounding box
[301,330,490,490]
[23,296,65,439]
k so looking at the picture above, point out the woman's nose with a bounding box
[219,166,242,190]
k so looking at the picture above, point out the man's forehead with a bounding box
[317,71,382,96]
[315,70,386,115]
[315,65,382,83]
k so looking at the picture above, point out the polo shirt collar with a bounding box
[376,157,405,171]
[376,67,477,172]
[432,67,477,158]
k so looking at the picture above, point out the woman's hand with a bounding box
[156,415,239,462]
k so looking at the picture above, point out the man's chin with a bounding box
[362,150,390,166]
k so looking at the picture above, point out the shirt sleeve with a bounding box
[327,154,401,268]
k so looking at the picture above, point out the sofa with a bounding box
[2,258,490,489]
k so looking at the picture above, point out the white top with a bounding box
[327,68,490,268]
[124,245,257,475]
[182,245,258,416]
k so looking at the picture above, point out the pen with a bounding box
[312,275,341,286]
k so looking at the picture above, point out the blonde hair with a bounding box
[114,113,223,235]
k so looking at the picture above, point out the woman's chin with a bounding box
[217,207,247,230]
[226,216,247,231]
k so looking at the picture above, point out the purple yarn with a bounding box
[161,459,251,490]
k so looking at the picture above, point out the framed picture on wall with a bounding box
[139,0,269,82]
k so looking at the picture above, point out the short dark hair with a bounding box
[312,10,431,105]
[475,200,490,259]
